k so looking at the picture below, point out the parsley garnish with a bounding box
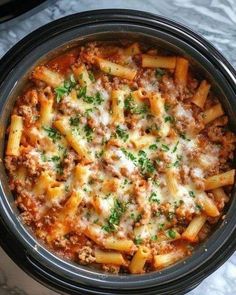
[149,144,158,150]
[84,124,93,142]
[196,204,202,211]
[155,68,165,79]
[130,213,142,222]
[164,104,170,112]
[121,148,137,163]
[55,74,76,103]
[180,133,191,141]
[172,141,179,153]
[85,108,94,117]
[116,126,129,142]
[50,155,62,173]
[102,199,126,233]
[77,86,87,99]
[43,127,61,143]
[167,229,176,239]
[151,235,158,241]
[77,86,104,105]
[172,160,180,167]
[95,150,104,158]
[39,150,47,162]
[88,71,95,82]
[134,237,143,245]
[189,191,195,198]
[164,116,174,123]
[138,150,155,175]
[124,95,148,115]
[159,223,165,230]
[94,92,104,105]
[161,144,169,152]
[69,116,80,126]
[149,192,160,203]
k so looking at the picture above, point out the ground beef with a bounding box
[53,237,69,249]
[22,89,38,107]
[58,149,78,181]
[102,264,120,274]
[21,211,34,225]
[78,246,95,264]
[21,151,43,177]
[18,105,36,126]
[5,156,18,175]
[179,165,190,185]
[58,97,81,115]
[207,126,224,142]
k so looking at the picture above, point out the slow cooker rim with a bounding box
[0,9,236,294]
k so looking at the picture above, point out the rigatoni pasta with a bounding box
[4,40,236,274]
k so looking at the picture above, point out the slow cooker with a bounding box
[0,9,235,295]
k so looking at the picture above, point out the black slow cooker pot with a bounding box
[0,9,235,295]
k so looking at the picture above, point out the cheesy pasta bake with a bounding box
[5,41,236,274]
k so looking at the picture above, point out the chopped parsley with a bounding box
[83,124,93,142]
[177,155,182,161]
[77,86,104,105]
[50,155,62,173]
[164,115,174,123]
[65,185,70,192]
[94,92,104,105]
[164,104,170,112]
[159,223,165,230]
[88,71,95,82]
[93,218,99,224]
[69,115,80,126]
[161,144,169,152]
[172,141,179,153]
[147,123,160,133]
[134,237,143,245]
[116,126,129,142]
[124,179,129,185]
[151,235,158,241]
[95,150,104,158]
[51,155,60,162]
[189,191,195,198]
[149,144,158,150]
[180,132,191,141]
[55,74,76,103]
[77,86,87,99]
[172,160,181,167]
[149,192,160,203]
[124,95,148,115]
[196,204,203,211]
[43,126,61,143]
[84,108,94,117]
[102,199,126,233]
[39,150,47,162]
[130,213,142,222]
[138,150,155,175]
[152,179,160,187]
[155,68,165,79]
[121,148,137,163]
[167,229,176,239]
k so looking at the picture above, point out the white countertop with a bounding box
[0,0,235,294]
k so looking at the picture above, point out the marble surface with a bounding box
[0,0,235,294]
